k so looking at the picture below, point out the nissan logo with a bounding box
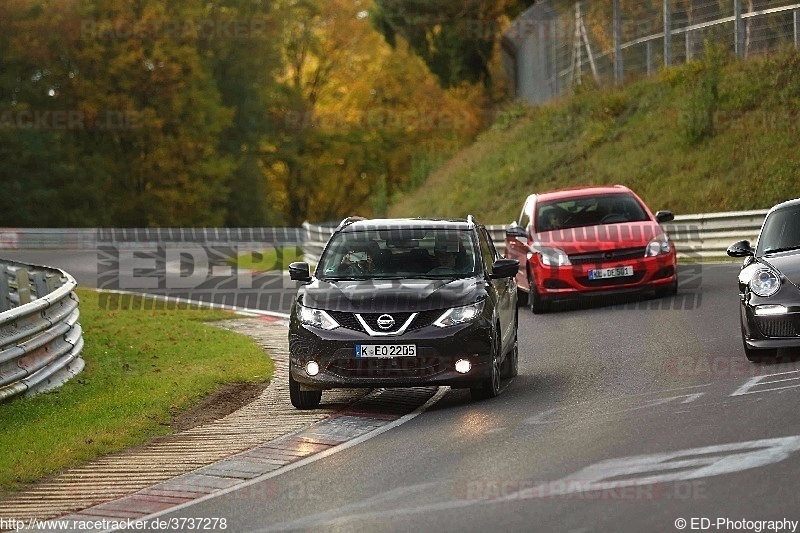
[377,314,395,330]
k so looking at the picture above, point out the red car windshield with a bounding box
[535,193,650,233]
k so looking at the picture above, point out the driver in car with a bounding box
[432,234,462,271]
[341,248,374,273]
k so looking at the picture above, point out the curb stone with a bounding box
[0,317,369,524]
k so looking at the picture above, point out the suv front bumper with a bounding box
[289,320,494,390]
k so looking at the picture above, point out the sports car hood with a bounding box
[533,222,663,254]
[761,250,800,288]
[298,277,484,313]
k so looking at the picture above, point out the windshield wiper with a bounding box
[764,246,800,255]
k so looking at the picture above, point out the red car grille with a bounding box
[568,247,648,265]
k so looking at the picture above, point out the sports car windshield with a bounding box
[758,205,800,255]
[535,193,650,232]
[318,228,479,280]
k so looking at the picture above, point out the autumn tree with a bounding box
[371,0,535,89]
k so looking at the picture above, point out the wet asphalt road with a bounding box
[5,251,800,532]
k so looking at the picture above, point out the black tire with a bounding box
[471,331,502,401]
[656,277,679,298]
[530,287,549,314]
[501,338,519,379]
[516,288,529,307]
[289,372,322,409]
[501,312,519,379]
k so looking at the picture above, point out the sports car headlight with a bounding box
[434,301,486,328]
[645,235,672,257]
[298,305,339,330]
[538,247,572,266]
[750,269,781,297]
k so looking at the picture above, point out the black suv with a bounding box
[287,217,520,409]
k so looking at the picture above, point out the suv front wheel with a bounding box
[289,372,322,409]
[471,331,502,400]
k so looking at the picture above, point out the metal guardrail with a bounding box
[0,228,305,250]
[303,210,768,264]
[661,210,767,259]
[0,259,84,402]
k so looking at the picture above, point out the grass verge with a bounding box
[389,46,800,223]
[0,288,273,493]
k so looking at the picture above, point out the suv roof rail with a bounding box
[336,216,368,231]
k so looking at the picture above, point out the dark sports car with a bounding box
[728,198,800,361]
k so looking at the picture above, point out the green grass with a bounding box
[0,289,273,493]
[231,246,304,271]
[388,47,800,224]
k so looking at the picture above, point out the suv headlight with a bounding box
[538,247,572,266]
[434,301,485,328]
[750,269,781,297]
[645,235,672,257]
[298,304,339,330]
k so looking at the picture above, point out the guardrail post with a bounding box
[551,18,559,96]
[15,268,32,305]
[46,273,61,294]
[795,9,800,49]
[685,30,692,61]
[32,272,49,299]
[647,40,654,75]
[613,0,623,84]
[0,266,10,312]
[664,0,672,66]
[734,0,745,58]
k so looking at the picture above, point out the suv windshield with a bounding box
[535,193,650,232]
[318,228,479,280]
[758,205,800,255]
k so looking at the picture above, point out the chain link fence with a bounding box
[503,0,800,105]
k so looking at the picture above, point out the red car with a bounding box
[505,185,678,313]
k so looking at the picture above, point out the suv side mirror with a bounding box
[289,262,312,282]
[655,211,675,224]
[506,222,527,239]
[727,240,754,258]
[490,258,520,279]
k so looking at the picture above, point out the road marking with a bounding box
[528,435,800,495]
[731,370,800,396]
[258,435,800,531]
[102,387,450,533]
[523,392,706,425]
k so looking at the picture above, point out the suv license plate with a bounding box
[588,266,634,280]
[355,345,416,358]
